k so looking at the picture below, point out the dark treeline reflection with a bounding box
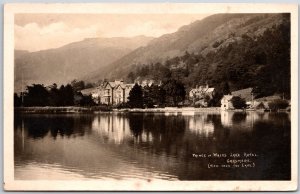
[251,113,291,180]
[15,114,93,139]
[231,112,247,123]
[14,112,290,180]
[128,113,186,156]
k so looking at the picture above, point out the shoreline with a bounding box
[14,106,289,114]
[14,106,220,114]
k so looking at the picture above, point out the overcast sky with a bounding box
[15,14,211,52]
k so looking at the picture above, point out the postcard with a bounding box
[3,3,298,191]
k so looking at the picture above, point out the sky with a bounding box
[15,14,211,52]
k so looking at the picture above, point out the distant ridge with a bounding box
[14,36,154,92]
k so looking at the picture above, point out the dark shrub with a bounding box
[231,96,247,109]
[268,99,289,111]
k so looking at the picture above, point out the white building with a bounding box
[220,95,234,111]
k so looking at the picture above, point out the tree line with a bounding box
[14,81,95,107]
[14,79,289,111]
[126,79,186,108]
[14,79,188,108]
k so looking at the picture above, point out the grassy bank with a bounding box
[14,106,112,113]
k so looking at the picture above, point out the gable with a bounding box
[104,82,113,89]
[115,84,124,91]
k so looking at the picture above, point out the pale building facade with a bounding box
[81,80,134,105]
[220,95,234,111]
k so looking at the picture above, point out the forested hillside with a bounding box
[126,18,290,99]
[84,13,290,95]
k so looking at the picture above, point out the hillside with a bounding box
[14,36,153,92]
[83,13,289,83]
[120,13,291,99]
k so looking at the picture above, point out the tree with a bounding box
[204,94,211,104]
[63,84,75,106]
[128,84,143,108]
[71,80,85,92]
[143,85,166,107]
[143,85,155,108]
[14,93,22,107]
[231,96,247,109]
[23,84,49,106]
[58,84,74,106]
[80,94,96,106]
[268,99,289,111]
[162,79,186,106]
[151,85,166,106]
[48,83,60,106]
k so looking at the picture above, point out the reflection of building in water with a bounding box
[92,115,132,144]
[91,115,153,144]
[245,112,263,126]
[221,111,271,131]
[220,111,233,127]
[135,132,153,144]
[188,114,214,137]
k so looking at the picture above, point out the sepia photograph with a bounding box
[3,3,298,191]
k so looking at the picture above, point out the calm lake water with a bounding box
[14,111,291,180]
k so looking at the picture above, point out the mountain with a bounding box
[14,36,153,92]
[83,13,289,82]
[104,13,291,100]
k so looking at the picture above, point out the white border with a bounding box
[3,3,298,191]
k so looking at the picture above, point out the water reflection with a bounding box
[14,112,291,180]
[15,114,93,139]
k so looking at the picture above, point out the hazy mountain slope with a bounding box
[124,13,290,99]
[14,36,153,92]
[83,13,287,82]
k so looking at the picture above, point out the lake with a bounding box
[14,111,291,180]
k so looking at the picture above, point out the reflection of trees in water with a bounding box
[207,114,231,139]
[15,114,94,139]
[128,114,144,137]
[268,112,290,125]
[251,115,291,180]
[231,112,247,123]
[187,112,290,180]
[127,114,186,156]
[14,112,291,180]
[126,113,248,158]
